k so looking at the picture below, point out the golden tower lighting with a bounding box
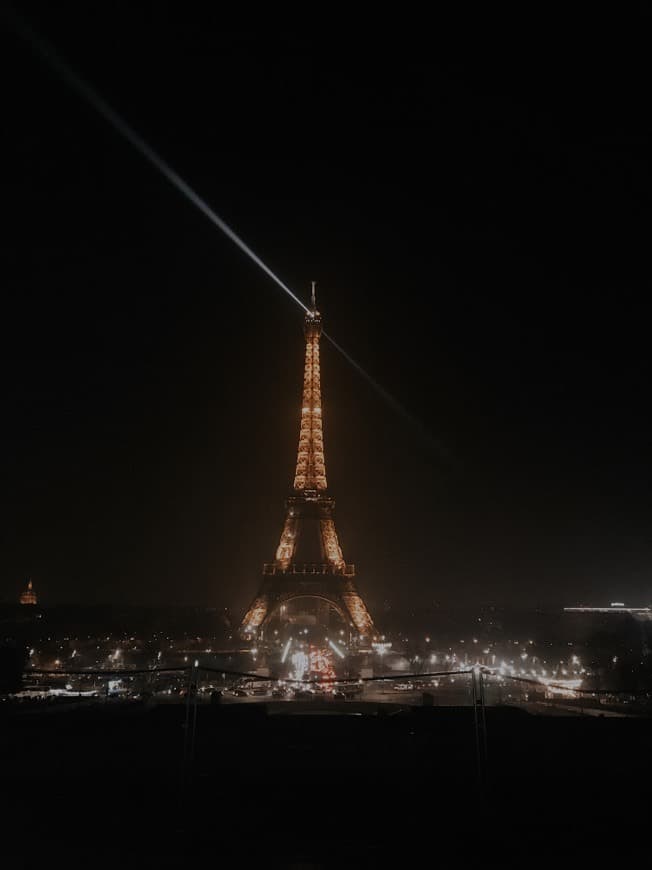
[240,284,376,641]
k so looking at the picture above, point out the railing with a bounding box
[262,562,355,576]
[11,664,652,798]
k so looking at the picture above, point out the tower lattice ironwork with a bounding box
[240,285,377,640]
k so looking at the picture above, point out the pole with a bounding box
[190,661,199,765]
[176,663,195,830]
[472,668,488,793]
[472,669,482,786]
[182,663,194,777]
[479,669,488,781]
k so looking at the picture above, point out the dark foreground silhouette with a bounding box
[1,699,649,866]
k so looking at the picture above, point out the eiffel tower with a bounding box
[240,284,377,641]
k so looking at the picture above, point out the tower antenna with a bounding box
[311,280,316,310]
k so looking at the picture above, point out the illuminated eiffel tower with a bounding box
[240,284,377,641]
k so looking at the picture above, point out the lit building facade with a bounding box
[19,579,37,606]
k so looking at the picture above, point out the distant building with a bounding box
[563,602,652,647]
[564,603,651,620]
[19,579,37,606]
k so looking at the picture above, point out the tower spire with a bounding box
[311,280,316,311]
[294,288,326,492]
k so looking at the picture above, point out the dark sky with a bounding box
[2,5,651,615]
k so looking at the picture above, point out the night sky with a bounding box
[2,6,651,616]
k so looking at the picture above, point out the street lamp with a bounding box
[372,641,392,677]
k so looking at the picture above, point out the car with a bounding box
[332,690,346,700]
[231,688,248,697]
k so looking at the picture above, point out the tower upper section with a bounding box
[293,284,327,492]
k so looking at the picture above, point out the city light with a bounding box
[372,641,392,657]
[309,647,336,681]
[290,650,309,681]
